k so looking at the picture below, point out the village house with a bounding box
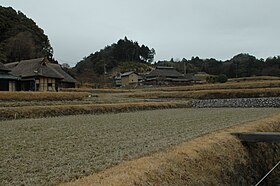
[114,71,139,87]
[145,66,197,85]
[3,57,77,91]
[0,62,19,91]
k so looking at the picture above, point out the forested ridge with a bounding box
[157,53,280,78]
[0,6,53,63]
[72,37,156,82]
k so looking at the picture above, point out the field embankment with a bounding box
[64,112,280,186]
[0,102,188,120]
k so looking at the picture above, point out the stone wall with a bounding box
[192,97,280,108]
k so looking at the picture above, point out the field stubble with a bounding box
[1,108,280,185]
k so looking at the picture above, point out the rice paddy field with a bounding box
[1,108,280,185]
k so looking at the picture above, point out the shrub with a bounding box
[217,74,228,83]
[206,74,228,83]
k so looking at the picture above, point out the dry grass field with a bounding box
[1,80,280,120]
[142,80,280,92]
[127,88,280,100]
[64,112,280,186]
[0,91,91,101]
[0,102,187,120]
[1,108,280,185]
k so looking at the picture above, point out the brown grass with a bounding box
[61,88,132,93]
[62,113,280,186]
[0,91,91,101]
[143,80,280,92]
[229,76,280,82]
[0,102,189,120]
[129,88,280,100]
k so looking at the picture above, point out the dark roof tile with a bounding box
[0,62,10,72]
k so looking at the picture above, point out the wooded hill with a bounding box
[72,37,156,83]
[0,6,53,63]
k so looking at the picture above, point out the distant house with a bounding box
[121,71,138,86]
[114,71,139,87]
[0,62,19,91]
[145,66,196,85]
[4,57,77,91]
[114,76,122,86]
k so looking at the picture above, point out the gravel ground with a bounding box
[1,108,280,185]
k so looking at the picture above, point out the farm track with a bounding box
[1,108,280,185]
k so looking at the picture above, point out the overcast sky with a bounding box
[2,0,280,66]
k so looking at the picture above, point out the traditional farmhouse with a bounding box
[0,62,19,91]
[114,71,139,87]
[3,57,77,91]
[145,66,195,85]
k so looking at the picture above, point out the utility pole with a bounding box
[235,62,238,78]
[184,60,186,77]
[103,60,107,87]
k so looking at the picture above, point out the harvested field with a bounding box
[65,112,280,186]
[128,88,280,100]
[0,92,91,101]
[1,108,280,185]
[142,80,280,92]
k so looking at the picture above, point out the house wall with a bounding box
[115,79,122,86]
[121,74,138,86]
[9,81,16,91]
[36,78,56,92]
[129,74,138,84]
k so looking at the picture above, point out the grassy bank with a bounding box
[0,102,188,120]
[64,112,280,186]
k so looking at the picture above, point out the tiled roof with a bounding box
[146,66,184,78]
[0,62,10,72]
[121,71,136,77]
[5,58,77,83]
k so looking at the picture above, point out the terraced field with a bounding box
[1,108,280,185]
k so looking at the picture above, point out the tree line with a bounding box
[156,53,280,78]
